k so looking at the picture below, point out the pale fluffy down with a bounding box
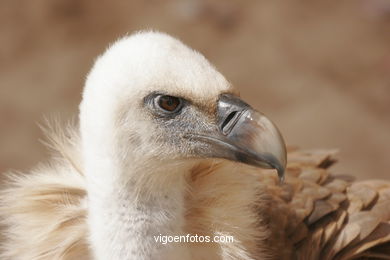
[0,122,89,260]
[1,120,270,260]
[1,31,390,260]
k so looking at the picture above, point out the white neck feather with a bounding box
[84,137,192,260]
[78,87,193,259]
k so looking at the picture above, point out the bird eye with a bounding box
[155,95,182,113]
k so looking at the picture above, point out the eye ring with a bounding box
[155,95,183,113]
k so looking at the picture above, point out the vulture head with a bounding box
[80,31,286,181]
[79,31,287,259]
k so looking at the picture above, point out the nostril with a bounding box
[221,111,238,134]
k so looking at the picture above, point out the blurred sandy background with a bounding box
[0,0,389,179]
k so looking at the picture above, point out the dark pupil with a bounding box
[159,96,179,111]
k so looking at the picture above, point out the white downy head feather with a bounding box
[79,31,232,260]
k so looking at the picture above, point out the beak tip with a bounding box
[270,158,286,184]
[277,167,285,184]
[261,152,286,184]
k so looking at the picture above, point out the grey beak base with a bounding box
[216,94,287,181]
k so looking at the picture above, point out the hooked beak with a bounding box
[188,94,287,181]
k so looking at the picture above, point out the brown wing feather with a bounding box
[278,149,390,260]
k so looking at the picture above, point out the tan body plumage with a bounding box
[1,127,389,259]
[1,32,389,259]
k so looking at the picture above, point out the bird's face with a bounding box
[81,32,286,179]
[140,91,286,179]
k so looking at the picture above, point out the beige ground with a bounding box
[0,0,389,179]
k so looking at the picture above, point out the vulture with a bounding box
[1,31,390,260]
